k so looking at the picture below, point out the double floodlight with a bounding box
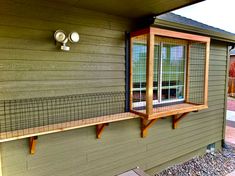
[54,30,80,51]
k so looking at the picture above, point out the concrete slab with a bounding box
[225,126,235,144]
[227,110,235,122]
[117,168,149,176]
[227,170,235,176]
[228,99,235,111]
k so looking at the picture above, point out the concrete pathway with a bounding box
[226,126,235,144]
[226,98,235,176]
[228,99,235,111]
[227,110,235,128]
[227,171,235,176]
[227,110,235,122]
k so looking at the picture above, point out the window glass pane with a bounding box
[161,43,185,102]
[132,35,147,108]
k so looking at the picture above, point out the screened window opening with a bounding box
[130,27,210,120]
[132,37,187,108]
[160,43,186,103]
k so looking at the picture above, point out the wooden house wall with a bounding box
[0,1,228,176]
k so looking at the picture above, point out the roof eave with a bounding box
[66,0,205,19]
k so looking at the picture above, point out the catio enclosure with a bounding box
[0,27,209,144]
[0,92,137,142]
[130,27,210,125]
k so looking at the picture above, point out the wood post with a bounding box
[185,43,191,102]
[146,33,154,116]
[204,40,210,106]
[129,37,133,110]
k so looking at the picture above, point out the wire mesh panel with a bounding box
[188,42,206,104]
[155,36,187,104]
[0,91,133,140]
[153,41,160,102]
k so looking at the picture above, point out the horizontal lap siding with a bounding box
[0,1,129,100]
[0,0,129,132]
[0,1,228,175]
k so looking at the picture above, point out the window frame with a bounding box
[129,27,210,119]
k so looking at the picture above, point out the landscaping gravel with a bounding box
[156,145,235,176]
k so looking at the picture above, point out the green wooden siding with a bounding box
[0,0,130,100]
[0,1,228,176]
[0,0,129,132]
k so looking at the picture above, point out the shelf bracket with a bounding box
[141,118,157,138]
[29,136,38,155]
[172,112,190,129]
[96,123,109,139]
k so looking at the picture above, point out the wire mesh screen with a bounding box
[156,36,187,104]
[0,92,128,140]
[188,42,206,104]
[132,35,147,108]
[131,35,189,110]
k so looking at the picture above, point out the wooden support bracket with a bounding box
[141,118,157,138]
[172,112,190,129]
[96,123,109,139]
[29,136,38,155]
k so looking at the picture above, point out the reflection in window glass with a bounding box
[132,36,186,109]
[161,44,185,102]
[132,36,147,108]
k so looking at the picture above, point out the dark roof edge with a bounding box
[153,18,235,44]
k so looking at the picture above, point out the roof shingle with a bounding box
[156,13,235,36]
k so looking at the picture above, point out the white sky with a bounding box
[173,0,235,33]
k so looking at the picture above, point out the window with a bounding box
[130,27,210,119]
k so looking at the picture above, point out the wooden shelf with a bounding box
[0,112,138,142]
[131,103,208,120]
[132,103,208,138]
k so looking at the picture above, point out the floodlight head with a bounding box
[54,30,79,51]
[54,30,67,43]
[69,32,79,43]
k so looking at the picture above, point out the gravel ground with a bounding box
[156,145,235,176]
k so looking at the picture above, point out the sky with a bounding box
[173,0,235,33]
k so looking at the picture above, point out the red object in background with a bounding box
[230,62,235,77]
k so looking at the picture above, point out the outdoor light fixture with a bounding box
[54,30,80,51]
[69,32,80,43]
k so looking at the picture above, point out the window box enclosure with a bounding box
[130,27,210,120]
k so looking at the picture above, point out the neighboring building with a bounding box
[229,49,235,95]
[0,1,234,176]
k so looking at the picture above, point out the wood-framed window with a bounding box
[130,27,210,120]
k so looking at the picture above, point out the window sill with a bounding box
[131,103,208,120]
